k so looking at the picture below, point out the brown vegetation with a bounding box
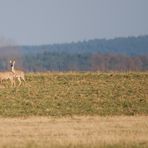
[0,116,147,148]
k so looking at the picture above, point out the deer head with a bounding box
[10,60,16,73]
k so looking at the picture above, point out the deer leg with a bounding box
[10,78,15,87]
[22,76,25,82]
[17,77,22,86]
[13,79,16,87]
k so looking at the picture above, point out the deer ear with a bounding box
[13,60,16,64]
[10,60,12,63]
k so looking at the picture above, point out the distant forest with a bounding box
[0,36,148,72]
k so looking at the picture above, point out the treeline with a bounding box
[0,52,147,72]
[21,35,148,55]
[22,52,148,72]
[23,52,91,72]
[91,53,148,72]
[0,35,148,72]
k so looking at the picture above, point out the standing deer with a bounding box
[0,72,15,87]
[10,60,25,86]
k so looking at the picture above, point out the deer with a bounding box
[0,71,15,87]
[10,60,25,86]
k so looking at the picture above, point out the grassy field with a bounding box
[0,72,148,147]
[0,116,148,148]
[0,72,147,117]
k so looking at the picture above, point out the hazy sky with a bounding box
[0,0,148,45]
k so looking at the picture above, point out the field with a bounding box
[0,116,148,148]
[0,72,147,117]
[0,72,148,147]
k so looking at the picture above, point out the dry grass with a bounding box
[0,116,148,148]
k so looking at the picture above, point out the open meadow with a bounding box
[0,72,147,117]
[0,72,148,147]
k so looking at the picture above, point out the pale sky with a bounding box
[0,0,148,45]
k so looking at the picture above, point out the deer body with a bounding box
[13,70,25,85]
[0,72,15,86]
[10,60,25,86]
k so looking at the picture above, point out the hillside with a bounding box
[21,35,148,55]
[0,36,148,72]
[0,72,147,117]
